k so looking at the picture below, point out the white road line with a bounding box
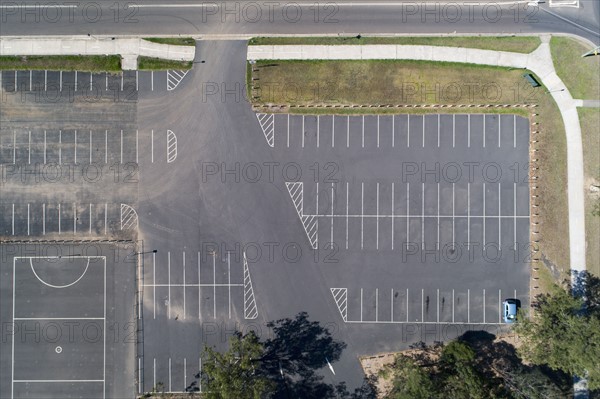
[332,115,335,148]
[105,130,108,164]
[467,183,471,250]
[452,289,455,323]
[361,182,364,250]
[483,289,486,323]
[120,130,123,164]
[317,115,320,148]
[346,182,349,250]
[59,130,62,165]
[183,251,186,319]
[391,289,394,322]
[360,288,363,322]
[28,131,31,164]
[346,115,350,148]
[169,358,172,393]
[287,114,290,148]
[168,251,171,319]
[513,115,517,148]
[213,253,216,318]
[44,130,46,164]
[302,115,305,148]
[361,115,365,148]
[74,130,78,164]
[376,288,379,322]
[376,182,379,250]
[377,115,380,148]
[392,115,395,148]
[483,183,486,247]
[498,182,502,248]
[406,183,410,250]
[407,114,410,147]
[89,130,93,163]
[331,183,335,245]
[42,203,46,235]
[514,182,517,248]
[406,288,409,322]
[421,183,425,248]
[228,252,231,319]
[153,251,156,319]
[391,182,395,250]
[104,203,107,235]
[422,116,425,148]
[12,204,14,235]
[468,289,470,323]
[27,203,30,236]
[421,289,424,322]
[437,182,440,250]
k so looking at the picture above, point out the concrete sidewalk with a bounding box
[248,39,587,275]
[0,36,195,70]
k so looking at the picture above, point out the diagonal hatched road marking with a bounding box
[256,113,275,147]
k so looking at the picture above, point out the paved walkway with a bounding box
[0,37,195,69]
[248,38,587,275]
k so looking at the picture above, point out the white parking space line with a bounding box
[120,130,123,164]
[74,71,78,91]
[452,183,455,247]
[183,251,186,319]
[136,71,139,91]
[151,130,154,163]
[44,70,47,91]
[361,115,365,148]
[153,251,156,319]
[467,183,471,250]
[392,115,395,148]
[406,288,409,322]
[513,115,517,148]
[452,289,455,323]
[136,130,139,164]
[42,204,46,235]
[151,71,154,91]
[198,252,201,320]
[437,289,440,323]
[74,130,78,164]
[12,204,14,235]
[391,182,395,250]
[153,358,156,388]
[407,114,410,147]
[437,114,440,148]
[452,114,456,148]
[483,115,486,148]
[483,288,486,323]
[499,289,502,323]
[27,204,30,236]
[213,253,216,318]
[317,115,320,148]
[468,114,471,148]
[422,116,425,148]
[90,73,93,91]
[287,114,290,148]
[89,203,92,234]
[105,74,108,91]
[421,183,425,248]
[13,131,16,164]
[60,71,62,91]
[14,71,17,91]
[59,130,62,165]
[377,115,380,148]
[332,115,335,148]
[28,131,31,164]
[406,183,410,250]
[302,116,305,148]
[391,289,394,322]
[360,288,363,322]
[498,183,502,248]
[498,116,501,148]
[375,288,379,322]
[168,252,171,319]
[169,358,172,393]
[29,70,32,91]
[376,183,380,250]
[361,182,364,250]
[89,130,93,163]
[421,289,424,322]
[44,130,47,164]
[346,182,349,250]
[468,289,470,323]
[58,203,61,234]
[228,252,231,319]
[105,130,108,164]
[514,183,517,248]
[104,203,107,235]
[483,183,486,247]
[346,115,350,148]
[121,74,124,91]
[331,183,335,245]
[184,358,187,390]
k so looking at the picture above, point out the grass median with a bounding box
[249,36,541,54]
[550,36,600,100]
[143,37,196,46]
[0,55,122,72]
[579,107,600,277]
[250,58,571,280]
[137,57,192,70]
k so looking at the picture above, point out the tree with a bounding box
[438,341,489,399]
[379,355,436,399]
[514,283,600,390]
[201,331,275,399]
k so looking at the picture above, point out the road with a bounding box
[0,1,598,45]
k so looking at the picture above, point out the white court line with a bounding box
[317,115,320,148]
[331,183,335,245]
[361,115,365,148]
[360,288,363,322]
[168,252,171,319]
[28,131,31,164]
[228,252,232,319]
[376,182,379,250]
[346,115,350,148]
[346,182,349,250]
[361,182,364,250]
[406,183,410,250]
[332,115,335,148]
[183,251,186,319]
[153,251,156,319]
[391,182,395,250]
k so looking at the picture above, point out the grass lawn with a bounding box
[0,55,121,72]
[249,36,541,54]
[550,36,600,100]
[250,59,571,281]
[138,57,192,70]
[579,107,600,277]
[143,37,196,46]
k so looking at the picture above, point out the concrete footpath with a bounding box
[0,36,195,69]
[249,38,587,275]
